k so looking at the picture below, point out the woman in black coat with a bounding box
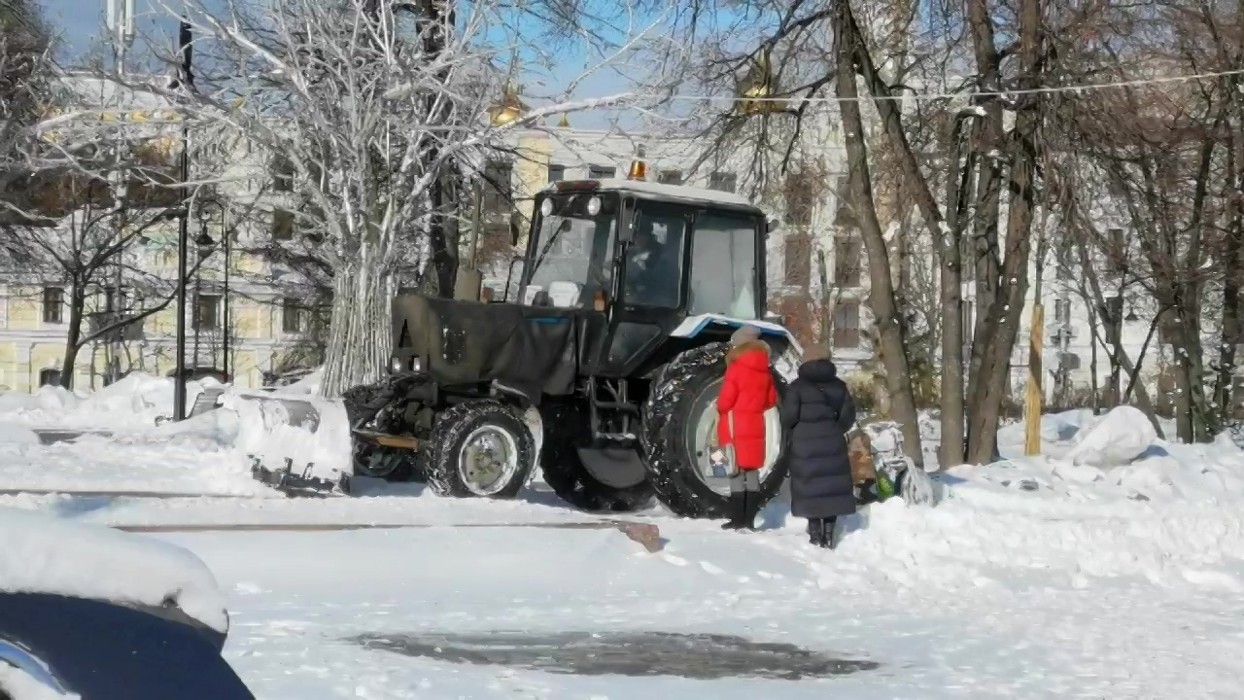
[779,347,857,548]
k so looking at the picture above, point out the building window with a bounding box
[588,165,616,180]
[783,172,814,227]
[482,160,513,214]
[194,294,221,331]
[708,171,737,193]
[783,233,812,288]
[272,153,294,192]
[282,297,303,333]
[833,300,861,349]
[38,368,62,387]
[547,163,566,183]
[834,175,857,227]
[272,209,294,241]
[1107,227,1126,274]
[42,287,64,324]
[833,235,862,287]
[658,169,683,185]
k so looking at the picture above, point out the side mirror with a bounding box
[765,215,780,236]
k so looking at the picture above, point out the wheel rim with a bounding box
[686,378,782,497]
[357,447,401,478]
[457,425,521,496]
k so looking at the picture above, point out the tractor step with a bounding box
[250,456,352,498]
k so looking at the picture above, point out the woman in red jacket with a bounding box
[715,325,778,531]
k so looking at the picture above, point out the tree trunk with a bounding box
[963,0,1006,436]
[320,252,393,397]
[964,0,1043,465]
[58,282,86,389]
[833,1,923,468]
[938,115,978,468]
[1217,136,1243,424]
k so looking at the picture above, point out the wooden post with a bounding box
[1024,303,1045,455]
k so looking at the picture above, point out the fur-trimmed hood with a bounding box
[726,339,772,367]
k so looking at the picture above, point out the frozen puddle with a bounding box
[348,631,879,680]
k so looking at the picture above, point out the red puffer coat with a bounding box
[716,340,778,470]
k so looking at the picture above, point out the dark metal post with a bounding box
[222,222,230,380]
[172,18,194,420]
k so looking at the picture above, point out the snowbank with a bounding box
[0,423,40,445]
[0,373,216,431]
[0,507,228,632]
[1063,405,1157,467]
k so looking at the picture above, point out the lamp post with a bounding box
[172,18,195,421]
[196,202,229,380]
[191,227,213,374]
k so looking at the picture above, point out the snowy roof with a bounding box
[564,178,759,211]
[0,507,228,632]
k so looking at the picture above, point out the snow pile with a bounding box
[0,386,80,416]
[0,373,217,431]
[1063,405,1157,467]
[222,387,352,481]
[0,507,228,632]
[0,423,40,445]
[0,665,80,700]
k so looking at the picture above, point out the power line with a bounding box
[637,68,1244,104]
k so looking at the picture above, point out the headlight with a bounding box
[410,356,424,373]
[389,356,405,374]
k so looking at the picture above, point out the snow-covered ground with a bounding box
[1,376,1242,698]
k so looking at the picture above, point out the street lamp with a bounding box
[195,202,230,381]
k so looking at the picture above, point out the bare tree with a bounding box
[112,0,654,396]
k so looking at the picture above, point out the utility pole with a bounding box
[105,0,134,386]
[172,18,194,420]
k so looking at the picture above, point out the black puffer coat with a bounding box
[779,359,858,518]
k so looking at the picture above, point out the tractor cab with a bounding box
[514,161,778,377]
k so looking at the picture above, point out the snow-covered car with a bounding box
[0,508,253,699]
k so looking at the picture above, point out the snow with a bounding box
[0,373,216,431]
[0,665,79,700]
[1,398,1243,696]
[590,178,756,208]
[1063,405,1157,467]
[0,507,229,633]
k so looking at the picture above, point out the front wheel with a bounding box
[641,343,788,519]
[426,400,536,499]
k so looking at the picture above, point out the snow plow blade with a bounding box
[222,389,355,498]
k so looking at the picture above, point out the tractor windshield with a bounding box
[525,192,618,308]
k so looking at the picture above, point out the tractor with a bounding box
[250,164,804,519]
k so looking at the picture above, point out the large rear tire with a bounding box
[540,403,655,512]
[426,400,535,499]
[641,343,789,519]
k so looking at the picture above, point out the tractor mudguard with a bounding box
[574,446,648,490]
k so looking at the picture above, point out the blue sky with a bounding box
[35,0,668,129]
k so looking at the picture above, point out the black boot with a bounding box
[807,518,823,546]
[720,492,746,530]
[740,490,761,531]
[819,517,837,549]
